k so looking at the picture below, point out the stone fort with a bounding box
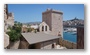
[42,8,63,37]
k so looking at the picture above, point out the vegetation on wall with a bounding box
[6,21,22,42]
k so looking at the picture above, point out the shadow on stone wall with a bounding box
[59,38,77,49]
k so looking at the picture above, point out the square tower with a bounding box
[7,12,14,27]
[42,9,63,37]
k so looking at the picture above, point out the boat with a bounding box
[71,32,77,35]
[64,28,77,32]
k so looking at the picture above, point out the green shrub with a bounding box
[7,27,21,42]
[6,21,22,42]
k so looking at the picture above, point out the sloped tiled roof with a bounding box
[22,32,60,44]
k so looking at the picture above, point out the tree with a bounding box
[7,21,22,42]
[7,28,21,42]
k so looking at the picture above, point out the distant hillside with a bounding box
[21,17,84,27]
[22,22,42,25]
[63,17,84,27]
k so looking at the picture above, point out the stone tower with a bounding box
[4,4,14,32]
[7,12,14,27]
[42,9,63,37]
[4,4,9,48]
[4,4,8,32]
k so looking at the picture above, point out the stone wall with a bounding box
[42,11,52,31]
[19,35,59,49]
[41,39,59,49]
[51,12,63,36]
[4,4,10,48]
[8,40,20,49]
[35,43,41,49]
[4,4,8,32]
[59,38,77,49]
[19,41,29,49]
[7,13,14,27]
[19,36,29,49]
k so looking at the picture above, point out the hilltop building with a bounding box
[63,17,84,27]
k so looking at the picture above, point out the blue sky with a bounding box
[8,4,84,23]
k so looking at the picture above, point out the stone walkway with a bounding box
[9,40,20,49]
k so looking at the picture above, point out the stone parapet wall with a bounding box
[59,38,77,49]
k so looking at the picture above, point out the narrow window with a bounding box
[42,26,44,31]
[45,26,47,31]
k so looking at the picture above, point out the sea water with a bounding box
[63,32,77,43]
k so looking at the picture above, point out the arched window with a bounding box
[45,26,47,31]
[42,26,44,31]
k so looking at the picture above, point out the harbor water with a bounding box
[63,32,77,43]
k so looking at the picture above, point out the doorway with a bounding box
[28,44,36,49]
